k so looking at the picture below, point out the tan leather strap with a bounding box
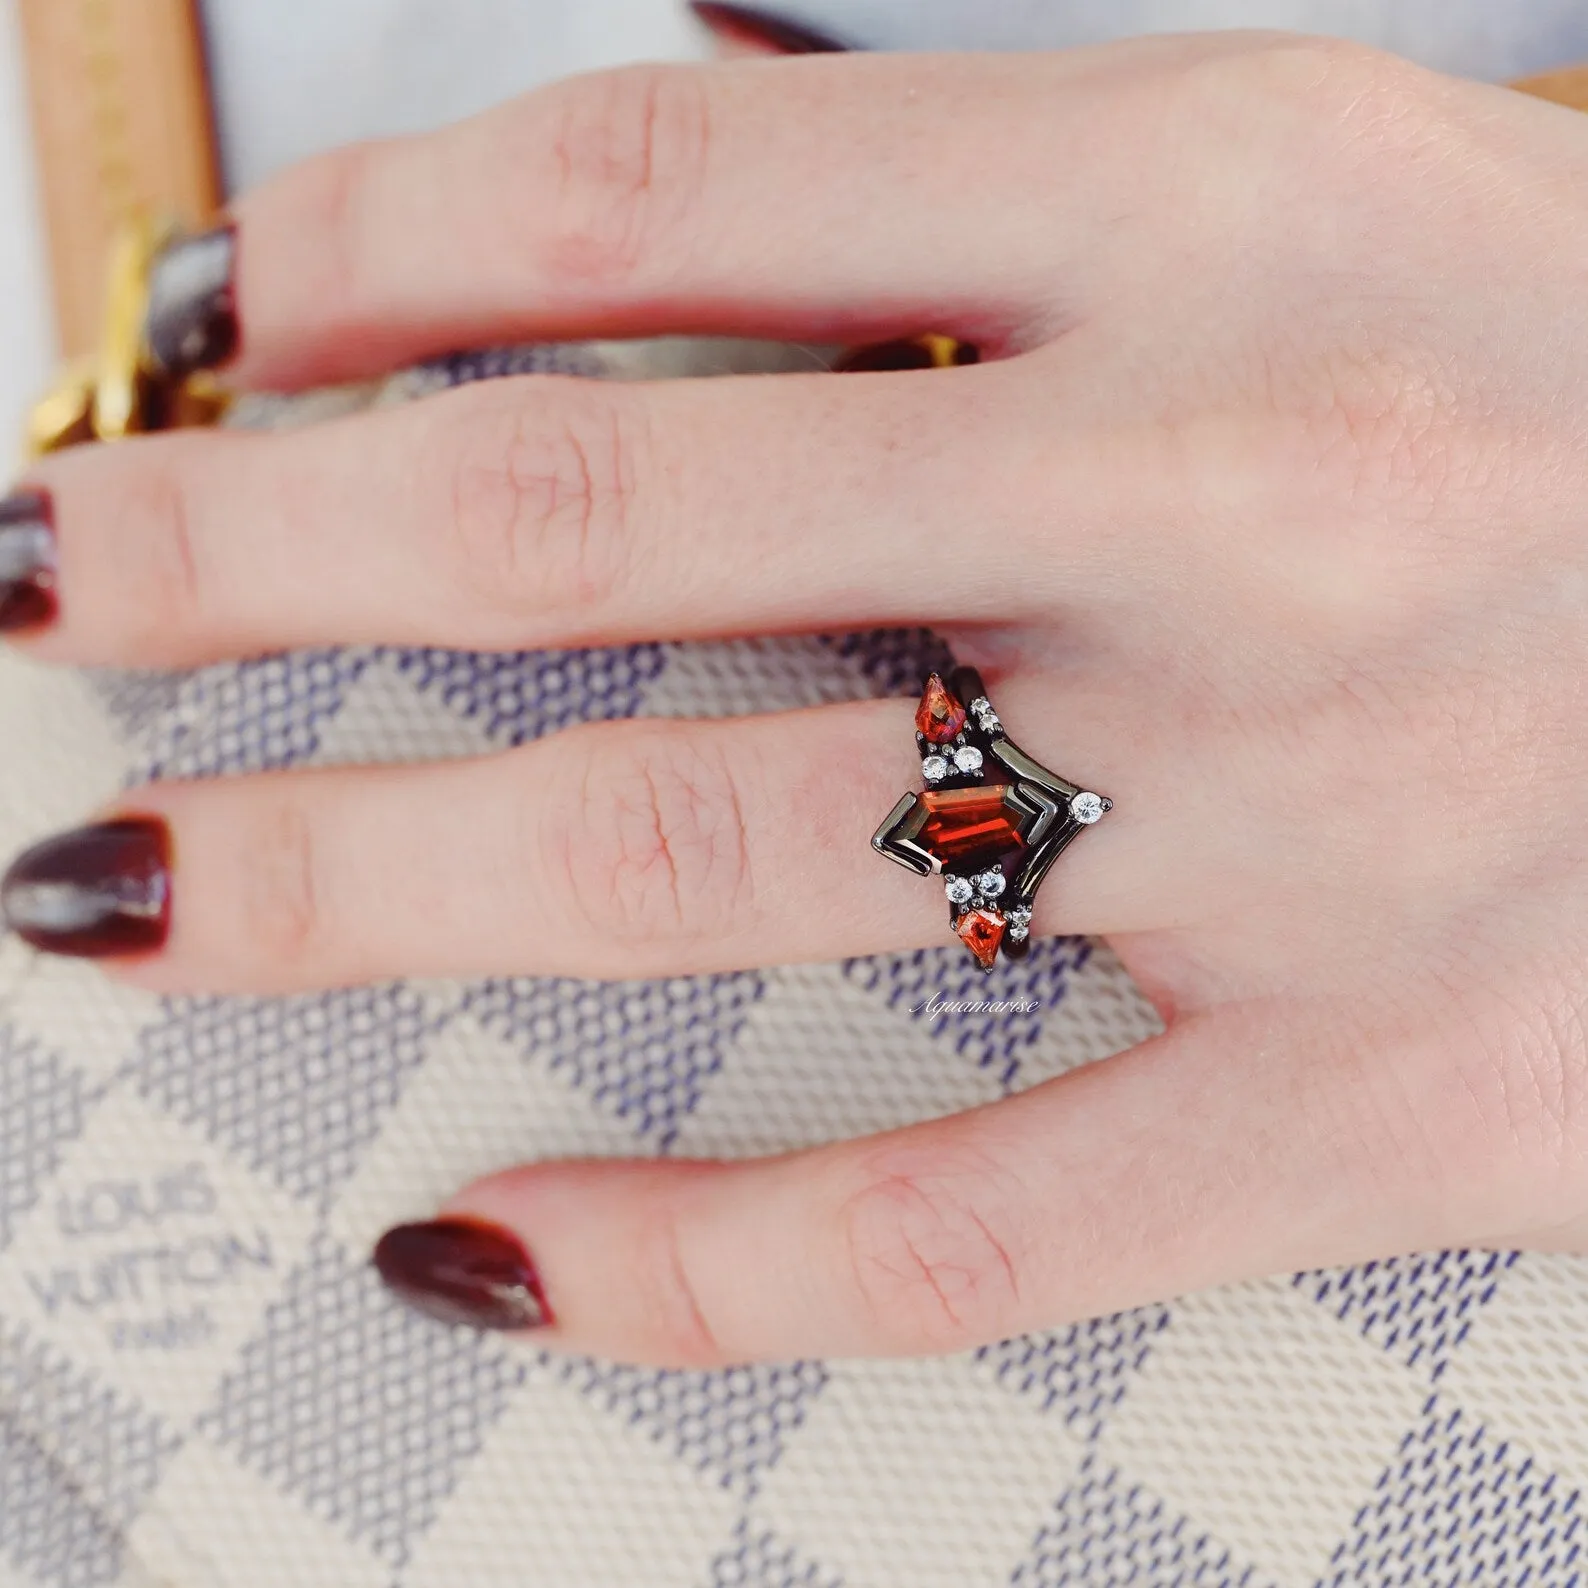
[1513,65,1588,112]
[16,0,221,360]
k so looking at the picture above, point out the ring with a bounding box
[871,667,1113,972]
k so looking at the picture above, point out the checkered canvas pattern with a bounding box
[2,339,1586,1588]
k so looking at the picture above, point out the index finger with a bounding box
[176,38,1260,391]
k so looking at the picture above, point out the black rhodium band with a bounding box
[871,667,1113,972]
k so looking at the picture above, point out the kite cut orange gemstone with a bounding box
[955,908,1006,970]
[915,674,967,744]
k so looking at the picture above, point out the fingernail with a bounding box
[1,817,172,958]
[690,2,849,53]
[0,489,58,634]
[146,223,240,377]
[374,1217,552,1331]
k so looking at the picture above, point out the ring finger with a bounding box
[0,693,1169,991]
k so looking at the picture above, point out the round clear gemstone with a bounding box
[1006,905,1033,926]
[970,697,1001,730]
[1070,791,1105,824]
[1008,923,1030,942]
[921,755,949,782]
[953,745,984,774]
[976,870,1006,899]
[944,875,974,905]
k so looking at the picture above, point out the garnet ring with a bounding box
[871,667,1113,972]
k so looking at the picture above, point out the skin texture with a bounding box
[11,35,1588,1363]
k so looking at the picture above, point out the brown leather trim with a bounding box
[1511,65,1588,112]
[16,0,221,358]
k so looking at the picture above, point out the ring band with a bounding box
[871,667,1112,972]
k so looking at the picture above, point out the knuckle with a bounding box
[630,1200,727,1368]
[548,725,756,947]
[1176,36,1447,179]
[440,387,642,620]
[1242,33,1427,123]
[535,64,712,285]
[839,1148,1025,1353]
[294,141,377,324]
[1461,977,1588,1188]
[238,797,325,970]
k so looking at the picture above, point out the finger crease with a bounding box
[967,1207,1020,1307]
[640,761,686,929]
[666,1217,721,1363]
[166,475,200,613]
[899,1225,965,1333]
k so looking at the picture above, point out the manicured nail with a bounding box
[1,817,171,958]
[0,489,57,634]
[374,1218,552,1331]
[146,223,239,377]
[690,2,848,53]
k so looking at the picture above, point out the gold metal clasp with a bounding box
[24,210,230,461]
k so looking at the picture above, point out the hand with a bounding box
[5,34,1588,1365]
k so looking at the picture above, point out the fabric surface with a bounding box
[3,340,1588,1588]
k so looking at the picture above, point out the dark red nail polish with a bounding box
[374,1217,551,1331]
[1,817,171,958]
[690,2,849,53]
[0,489,58,634]
[146,224,239,377]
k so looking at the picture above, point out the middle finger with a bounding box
[10,364,1158,668]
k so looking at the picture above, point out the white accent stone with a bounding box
[976,870,1005,899]
[953,745,984,774]
[969,697,1002,732]
[1008,924,1030,942]
[1070,790,1105,824]
[944,876,974,906]
[921,755,949,782]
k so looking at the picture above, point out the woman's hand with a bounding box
[6,33,1588,1365]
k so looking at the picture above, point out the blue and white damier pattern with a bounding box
[2,339,1587,1588]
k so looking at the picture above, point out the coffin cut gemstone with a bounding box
[956,908,1006,970]
[916,785,1029,871]
[915,673,967,744]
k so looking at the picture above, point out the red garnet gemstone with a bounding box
[915,674,967,744]
[956,908,1006,970]
[917,786,1028,870]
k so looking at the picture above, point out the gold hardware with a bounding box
[21,0,227,461]
[917,333,970,370]
[25,359,98,456]
[24,210,229,461]
[93,209,173,442]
